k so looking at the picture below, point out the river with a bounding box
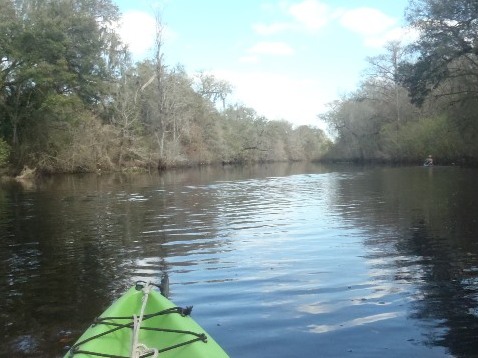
[1,163,477,357]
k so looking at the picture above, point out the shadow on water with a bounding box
[334,166,478,357]
[402,221,478,357]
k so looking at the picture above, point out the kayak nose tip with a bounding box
[135,281,146,291]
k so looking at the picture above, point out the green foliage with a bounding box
[0,138,10,167]
[403,0,478,106]
[380,116,464,163]
[5,0,478,170]
[0,0,123,152]
[322,0,478,164]
[0,0,331,172]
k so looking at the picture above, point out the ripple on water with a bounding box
[1,166,476,357]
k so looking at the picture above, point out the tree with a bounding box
[195,72,232,110]
[0,137,10,167]
[319,91,387,161]
[109,66,143,168]
[292,125,330,161]
[221,104,266,163]
[366,41,410,123]
[0,0,124,166]
[403,0,478,105]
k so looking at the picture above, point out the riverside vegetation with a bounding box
[0,0,331,175]
[1,0,478,175]
[321,0,478,165]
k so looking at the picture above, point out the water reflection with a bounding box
[308,312,402,334]
[0,164,477,357]
[333,167,478,357]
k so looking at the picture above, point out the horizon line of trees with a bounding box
[320,0,478,166]
[0,0,331,174]
[3,0,477,174]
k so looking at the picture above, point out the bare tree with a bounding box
[195,72,232,110]
[366,41,407,123]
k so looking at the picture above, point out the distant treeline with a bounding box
[0,0,330,174]
[2,0,478,175]
[321,0,478,166]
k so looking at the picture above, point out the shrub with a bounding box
[0,138,10,167]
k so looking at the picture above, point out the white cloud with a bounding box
[288,0,330,31]
[247,41,295,56]
[253,0,331,36]
[211,70,328,128]
[339,8,396,36]
[118,10,178,59]
[365,26,420,48]
[238,55,260,64]
[118,11,156,58]
[337,7,410,48]
[253,22,293,36]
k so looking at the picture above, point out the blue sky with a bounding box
[115,0,415,128]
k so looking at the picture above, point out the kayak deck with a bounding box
[65,282,229,357]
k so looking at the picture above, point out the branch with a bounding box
[242,146,267,152]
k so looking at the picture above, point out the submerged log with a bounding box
[15,166,36,180]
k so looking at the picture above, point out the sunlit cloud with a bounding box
[238,55,260,64]
[288,0,330,31]
[335,7,415,48]
[255,2,399,40]
[364,26,421,48]
[118,10,178,59]
[118,11,156,58]
[254,0,332,36]
[253,22,293,36]
[211,69,328,127]
[339,8,397,36]
[247,41,295,56]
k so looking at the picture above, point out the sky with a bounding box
[115,0,416,129]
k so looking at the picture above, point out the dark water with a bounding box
[1,163,478,357]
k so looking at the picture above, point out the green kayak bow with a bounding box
[64,281,229,357]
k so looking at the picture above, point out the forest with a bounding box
[321,0,478,166]
[0,0,330,174]
[1,0,478,174]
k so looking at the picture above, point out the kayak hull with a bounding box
[64,284,229,357]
